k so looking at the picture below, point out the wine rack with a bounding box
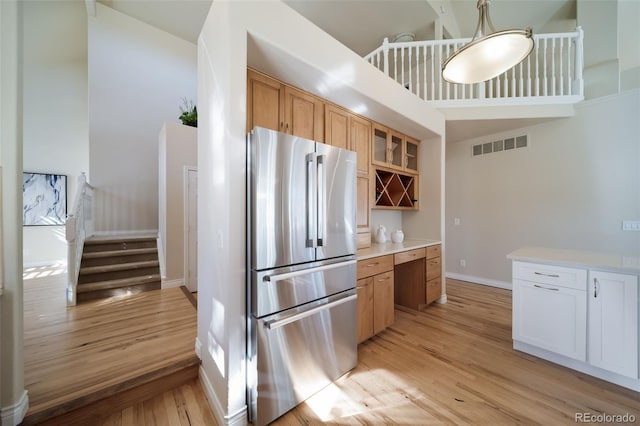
[374,168,418,210]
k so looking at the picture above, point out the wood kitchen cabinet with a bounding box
[426,244,442,304]
[325,104,372,248]
[587,270,638,378]
[247,69,283,133]
[246,69,324,142]
[372,123,420,173]
[356,255,394,343]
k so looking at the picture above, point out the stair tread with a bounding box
[77,274,161,293]
[80,260,159,275]
[85,236,156,245]
[82,248,157,259]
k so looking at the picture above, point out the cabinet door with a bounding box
[588,271,638,378]
[351,115,371,175]
[325,104,349,149]
[373,271,394,334]
[372,124,389,166]
[389,131,404,169]
[404,136,419,172]
[352,115,372,245]
[247,69,283,133]
[357,277,374,343]
[512,279,586,361]
[283,86,324,142]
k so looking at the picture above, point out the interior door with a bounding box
[185,168,198,292]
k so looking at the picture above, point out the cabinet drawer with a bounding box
[426,277,441,304]
[357,255,393,280]
[394,248,426,265]
[513,261,586,291]
[426,257,441,282]
[426,244,441,259]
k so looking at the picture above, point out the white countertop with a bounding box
[507,247,640,274]
[357,239,441,260]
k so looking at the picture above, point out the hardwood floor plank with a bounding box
[277,279,640,424]
[22,265,200,424]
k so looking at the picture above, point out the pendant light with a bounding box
[442,0,534,84]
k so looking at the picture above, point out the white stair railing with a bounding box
[364,27,584,104]
[66,172,94,306]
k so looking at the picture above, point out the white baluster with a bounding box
[527,53,531,97]
[543,38,548,96]
[551,37,556,96]
[567,35,572,96]
[559,37,564,95]
[382,37,389,76]
[535,40,540,96]
[575,27,584,97]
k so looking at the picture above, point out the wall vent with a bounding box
[472,134,528,157]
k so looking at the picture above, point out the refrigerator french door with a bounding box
[247,127,357,425]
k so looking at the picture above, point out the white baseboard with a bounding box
[91,229,159,239]
[446,272,512,290]
[157,234,166,278]
[1,390,29,426]
[195,337,202,360]
[161,278,184,289]
[199,367,248,426]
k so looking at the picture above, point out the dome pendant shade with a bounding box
[442,0,534,84]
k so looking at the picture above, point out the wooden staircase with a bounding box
[77,236,161,303]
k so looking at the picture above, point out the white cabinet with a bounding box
[587,270,638,378]
[512,262,587,361]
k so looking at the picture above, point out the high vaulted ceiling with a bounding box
[97,0,578,142]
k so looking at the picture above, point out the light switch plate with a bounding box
[622,220,640,231]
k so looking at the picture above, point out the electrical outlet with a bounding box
[454,217,461,225]
[460,259,466,268]
[622,220,640,231]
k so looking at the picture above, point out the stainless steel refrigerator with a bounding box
[247,127,357,425]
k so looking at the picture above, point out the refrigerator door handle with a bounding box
[264,294,357,330]
[306,153,317,248]
[317,155,326,247]
[263,259,357,282]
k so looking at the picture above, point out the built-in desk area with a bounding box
[356,239,442,342]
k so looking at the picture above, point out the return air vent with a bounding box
[472,134,528,157]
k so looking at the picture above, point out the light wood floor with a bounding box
[23,264,206,423]
[278,279,640,425]
[24,269,640,425]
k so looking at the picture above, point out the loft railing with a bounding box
[66,172,94,306]
[364,27,584,105]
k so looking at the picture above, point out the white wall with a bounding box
[158,122,196,285]
[22,1,88,266]
[198,1,444,423]
[0,0,27,423]
[445,90,640,287]
[88,3,196,234]
[618,0,640,91]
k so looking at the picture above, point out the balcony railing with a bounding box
[364,27,584,105]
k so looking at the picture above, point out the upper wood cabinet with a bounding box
[283,86,324,143]
[247,69,283,133]
[372,122,420,173]
[325,104,350,150]
[247,69,324,142]
[325,104,372,246]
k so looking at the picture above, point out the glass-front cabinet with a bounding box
[372,123,419,172]
[404,137,419,173]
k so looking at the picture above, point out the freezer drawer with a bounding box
[252,258,356,318]
[250,290,357,426]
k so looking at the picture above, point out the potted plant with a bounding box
[179,98,197,127]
